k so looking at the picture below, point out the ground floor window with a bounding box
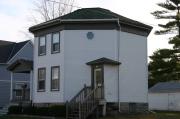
[51,66,60,91]
[38,68,46,91]
[15,83,26,97]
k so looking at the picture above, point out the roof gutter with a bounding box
[29,18,152,33]
[29,18,119,32]
[60,19,119,22]
[119,20,152,31]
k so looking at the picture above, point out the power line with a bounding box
[46,0,82,9]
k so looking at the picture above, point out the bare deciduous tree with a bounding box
[24,0,78,39]
[30,0,77,24]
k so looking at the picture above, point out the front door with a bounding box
[93,66,104,99]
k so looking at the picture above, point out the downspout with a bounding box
[116,19,121,112]
[10,72,13,101]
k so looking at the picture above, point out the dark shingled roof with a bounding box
[0,40,14,46]
[29,8,152,32]
[149,82,180,93]
[0,40,30,63]
[86,57,121,65]
[60,8,151,28]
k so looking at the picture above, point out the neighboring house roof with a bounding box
[29,8,152,33]
[86,57,121,65]
[149,82,180,93]
[0,40,14,46]
[7,59,33,73]
[0,40,30,63]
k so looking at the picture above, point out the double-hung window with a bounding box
[39,36,46,56]
[51,33,60,53]
[15,83,25,98]
[38,68,46,91]
[51,66,60,91]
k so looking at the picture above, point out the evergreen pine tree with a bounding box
[149,0,180,87]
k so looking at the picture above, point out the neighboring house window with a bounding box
[39,36,46,56]
[38,68,46,91]
[16,90,22,97]
[51,32,60,53]
[51,66,60,91]
[15,83,24,98]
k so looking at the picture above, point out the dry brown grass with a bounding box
[100,112,180,119]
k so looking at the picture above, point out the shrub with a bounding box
[49,105,66,117]
[23,106,36,115]
[8,105,66,117]
[35,107,50,116]
[8,106,22,114]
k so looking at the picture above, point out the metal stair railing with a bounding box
[66,84,101,119]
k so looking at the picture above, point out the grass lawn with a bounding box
[0,115,57,119]
[0,116,40,119]
[100,111,180,119]
[1,112,180,119]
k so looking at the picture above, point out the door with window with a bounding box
[93,66,104,99]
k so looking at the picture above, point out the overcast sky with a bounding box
[0,0,174,56]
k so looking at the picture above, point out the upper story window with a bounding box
[51,32,60,54]
[51,66,60,91]
[38,68,46,91]
[39,36,46,56]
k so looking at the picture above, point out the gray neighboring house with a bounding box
[0,40,33,108]
[149,82,180,111]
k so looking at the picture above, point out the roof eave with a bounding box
[29,18,152,33]
[0,63,7,65]
[29,19,119,33]
[7,40,32,64]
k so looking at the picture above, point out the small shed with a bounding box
[149,82,180,111]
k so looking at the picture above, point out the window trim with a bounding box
[51,66,60,91]
[37,68,46,92]
[38,35,46,56]
[51,32,60,54]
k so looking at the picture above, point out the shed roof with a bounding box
[149,82,180,93]
[7,59,33,73]
[0,40,14,46]
[86,57,121,65]
[0,40,30,63]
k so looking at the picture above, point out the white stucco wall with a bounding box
[149,93,180,111]
[33,29,148,104]
[33,33,65,103]
[119,32,148,103]
[63,30,118,101]
[104,65,118,102]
